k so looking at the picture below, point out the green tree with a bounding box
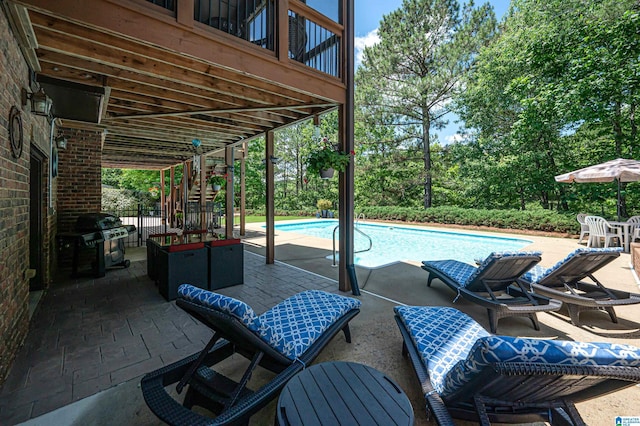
[455,0,639,216]
[356,0,497,208]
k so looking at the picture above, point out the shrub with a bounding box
[102,187,141,211]
[316,199,333,210]
[356,206,577,234]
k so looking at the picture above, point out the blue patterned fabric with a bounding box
[396,306,640,398]
[422,251,542,289]
[521,247,622,284]
[178,284,360,360]
[260,290,361,359]
[442,334,640,396]
[394,306,490,393]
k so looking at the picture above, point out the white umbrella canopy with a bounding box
[555,158,640,183]
[555,158,640,220]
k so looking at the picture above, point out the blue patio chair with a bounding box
[521,247,640,325]
[421,251,562,332]
[141,284,361,425]
[395,305,640,426]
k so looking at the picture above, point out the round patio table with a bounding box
[276,361,414,425]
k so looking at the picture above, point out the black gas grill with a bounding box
[57,213,136,277]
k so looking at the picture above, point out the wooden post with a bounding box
[199,154,206,232]
[278,0,290,61]
[225,145,235,239]
[240,141,247,236]
[176,0,194,28]
[170,166,175,227]
[338,0,357,294]
[266,131,275,264]
[160,168,166,227]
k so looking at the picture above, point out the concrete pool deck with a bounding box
[241,220,640,424]
[4,220,640,425]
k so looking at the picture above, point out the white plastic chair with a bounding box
[576,213,589,244]
[585,216,622,248]
[627,216,640,243]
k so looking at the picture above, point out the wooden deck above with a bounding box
[7,0,347,169]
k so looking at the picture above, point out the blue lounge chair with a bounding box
[521,247,640,325]
[395,305,640,425]
[141,284,361,425]
[422,251,562,332]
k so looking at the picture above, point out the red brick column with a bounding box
[56,127,103,233]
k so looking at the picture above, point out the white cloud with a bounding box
[444,133,466,145]
[354,29,380,68]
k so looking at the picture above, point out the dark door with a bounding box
[29,147,45,291]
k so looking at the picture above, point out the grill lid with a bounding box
[75,213,123,231]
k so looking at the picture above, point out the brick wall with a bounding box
[56,127,103,233]
[632,243,640,279]
[0,9,54,384]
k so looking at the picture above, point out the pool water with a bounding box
[272,220,532,268]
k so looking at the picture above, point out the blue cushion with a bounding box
[442,334,640,396]
[260,290,361,359]
[422,251,541,289]
[521,247,622,284]
[394,306,490,393]
[178,284,263,331]
[178,285,360,360]
[396,305,640,398]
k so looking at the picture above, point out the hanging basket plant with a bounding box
[305,137,353,178]
[209,173,227,191]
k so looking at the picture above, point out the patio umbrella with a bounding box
[555,158,640,220]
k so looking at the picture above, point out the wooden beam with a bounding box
[28,10,338,104]
[160,169,166,225]
[2,1,41,71]
[176,0,193,28]
[338,0,357,294]
[199,153,206,233]
[108,103,336,120]
[170,166,175,227]
[240,141,246,236]
[278,0,289,61]
[266,130,275,264]
[108,89,284,127]
[17,0,347,101]
[225,145,234,240]
[33,31,314,108]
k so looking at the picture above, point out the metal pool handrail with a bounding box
[332,221,373,267]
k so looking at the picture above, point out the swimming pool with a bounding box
[272,220,533,268]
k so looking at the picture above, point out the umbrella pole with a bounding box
[617,179,621,221]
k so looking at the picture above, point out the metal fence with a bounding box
[106,202,224,247]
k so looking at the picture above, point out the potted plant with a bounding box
[317,199,333,218]
[209,174,227,191]
[305,137,353,179]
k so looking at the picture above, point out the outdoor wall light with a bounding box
[55,134,68,150]
[21,87,53,116]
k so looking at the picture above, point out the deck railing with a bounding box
[287,8,341,77]
[144,0,342,79]
[194,0,277,51]
[147,0,175,11]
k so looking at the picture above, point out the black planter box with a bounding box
[146,233,178,281]
[156,242,208,301]
[207,240,244,290]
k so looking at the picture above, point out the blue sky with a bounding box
[353,0,512,143]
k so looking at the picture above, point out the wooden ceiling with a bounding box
[7,0,346,169]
